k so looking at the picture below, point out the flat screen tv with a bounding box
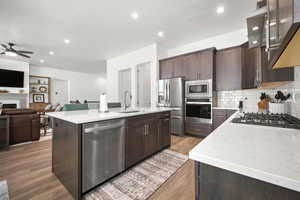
[0,69,24,88]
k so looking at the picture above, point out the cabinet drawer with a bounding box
[213,109,227,117]
[185,122,212,137]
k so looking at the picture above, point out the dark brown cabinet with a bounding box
[144,118,160,157]
[125,119,146,168]
[159,57,183,79]
[212,109,236,130]
[216,42,294,91]
[159,114,171,148]
[159,48,215,81]
[0,116,9,149]
[125,112,171,169]
[242,44,260,89]
[216,46,243,91]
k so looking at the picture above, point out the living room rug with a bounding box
[0,180,9,200]
[84,149,188,200]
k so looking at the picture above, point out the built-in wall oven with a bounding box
[185,98,212,124]
[185,79,212,99]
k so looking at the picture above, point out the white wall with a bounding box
[106,44,158,107]
[0,58,30,94]
[166,29,248,58]
[30,66,106,103]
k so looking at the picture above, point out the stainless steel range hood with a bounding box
[247,0,300,69]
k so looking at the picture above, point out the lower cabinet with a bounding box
[125,120,146,169]
[159,116,171,148]
[213,109,236,130]
[125,112,171,169]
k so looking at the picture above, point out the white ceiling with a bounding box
[0,0,257,74]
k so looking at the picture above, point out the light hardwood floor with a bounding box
[0,136,202,200]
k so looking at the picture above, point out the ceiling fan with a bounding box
[0,42,34,58]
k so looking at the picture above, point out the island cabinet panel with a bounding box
[125,112,171,169]
[159,115,171,148]
[145,117,160,157]
[125,119,146,169]
[195,162,300,200]
[52,118,82,200]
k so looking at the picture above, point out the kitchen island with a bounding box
[47,107,172,200]
[189,111,300,200]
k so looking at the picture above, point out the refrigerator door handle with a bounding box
[165,81,168,106]
[167,81,170,106]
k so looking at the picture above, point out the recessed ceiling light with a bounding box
[5,51,17,57]
[131,12,139,20]
[40,59,45,63]
[64,39,70,44]
[157,31,165,38]
[217,6,225,14]
[252,40,258,45]
[49,51,54,55]
[270,21,276,26]
[252,26,259,31]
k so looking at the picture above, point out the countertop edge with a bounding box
[46,108,173,124]
[189,151,300,193]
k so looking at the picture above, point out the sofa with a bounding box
[1,109,40,145]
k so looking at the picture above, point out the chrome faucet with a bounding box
[124,91,131,111]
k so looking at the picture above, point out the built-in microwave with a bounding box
[185,79,212,99]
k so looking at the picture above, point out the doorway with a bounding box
[136,62,151,107]
[51,79,69,106]
[119,69,132,107]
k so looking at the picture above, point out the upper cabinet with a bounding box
[216,42,294,91]
[159,48,215,81]
[159,56,183,79]
[216,46,243,91]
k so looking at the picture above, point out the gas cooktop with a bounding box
[231,112,300,130]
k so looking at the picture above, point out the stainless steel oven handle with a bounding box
[186,102,212,105]
[84,123,124,134]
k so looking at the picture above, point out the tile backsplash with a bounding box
[217,68,300,118]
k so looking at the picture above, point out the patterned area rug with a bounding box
[84,149,188,200]
[0,180,9,200]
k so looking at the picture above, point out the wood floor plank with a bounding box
[0,135,202,200]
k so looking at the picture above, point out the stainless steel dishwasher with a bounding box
[82,119,125,193]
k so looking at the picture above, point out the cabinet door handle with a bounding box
[147,125,149,135]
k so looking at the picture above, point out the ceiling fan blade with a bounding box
[16,52,30,58]
[18,50,34,54]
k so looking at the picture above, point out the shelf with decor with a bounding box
[29,75,51,111]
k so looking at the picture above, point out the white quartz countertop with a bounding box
[46,107,174,124]
[189,111,300,192]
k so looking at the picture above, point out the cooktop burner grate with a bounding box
[231,113,300,129]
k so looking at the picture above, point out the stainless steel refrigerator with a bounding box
[158,77,185,136]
